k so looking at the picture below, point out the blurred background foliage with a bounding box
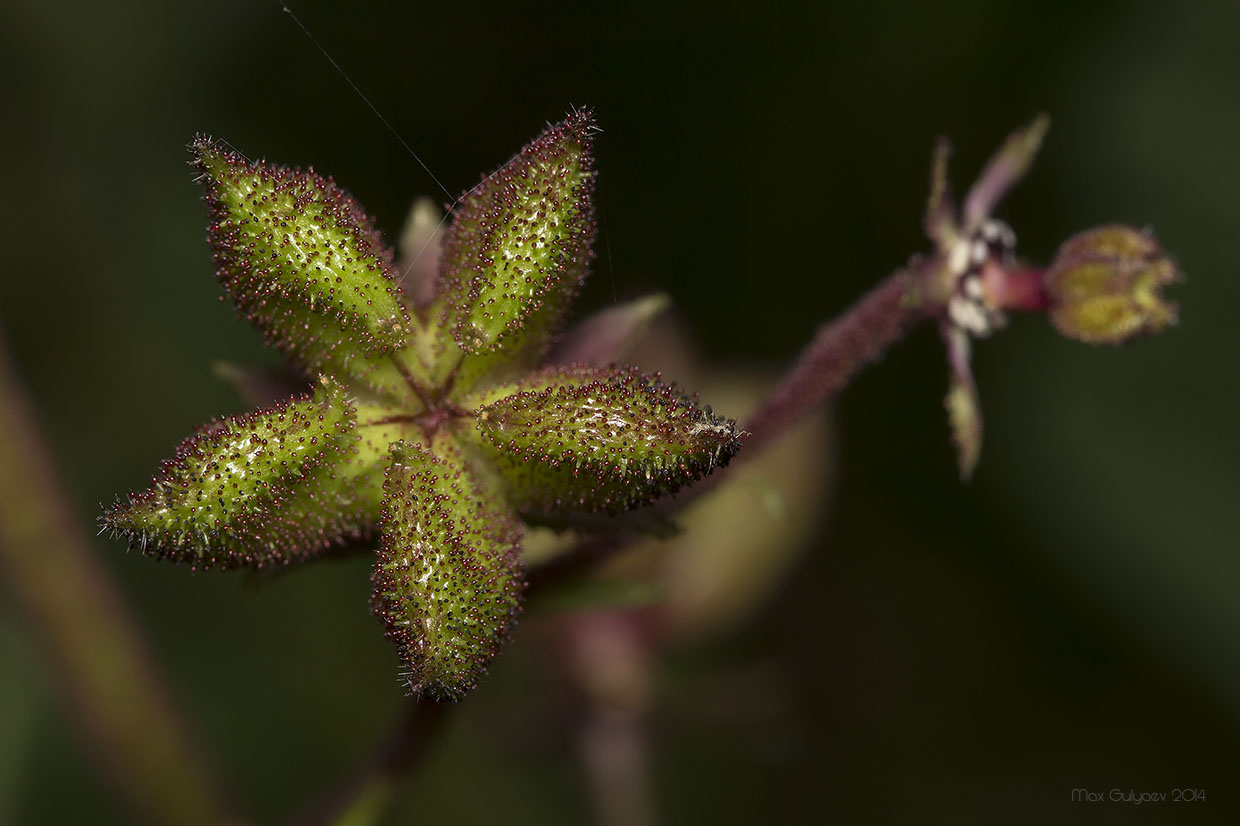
[2,0,1238,823]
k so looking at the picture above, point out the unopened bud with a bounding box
[1045,225,1180,344]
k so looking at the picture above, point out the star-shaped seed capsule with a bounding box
[103,111,741,698]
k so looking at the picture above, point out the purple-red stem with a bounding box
[983,264,1050,313]
[741,267,925,457]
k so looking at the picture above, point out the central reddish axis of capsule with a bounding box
[415,399,468,436]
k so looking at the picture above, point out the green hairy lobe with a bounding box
[436,110,598,384]
[102,377,357,570]
[372,441,524,699]
[462,365,741,514]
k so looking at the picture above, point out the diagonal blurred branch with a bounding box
[286,699,447,826]
[0,332,237,826]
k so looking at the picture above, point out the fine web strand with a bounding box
[276,5,615,295]
[277,1,454,204]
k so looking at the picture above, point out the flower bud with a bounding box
[1045,225,1181,344]
[395,196,444,307]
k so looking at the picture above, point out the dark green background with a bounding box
[2,0,1237,823]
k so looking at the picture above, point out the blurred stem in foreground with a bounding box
[0,333,235,826]
[568,611,656,826]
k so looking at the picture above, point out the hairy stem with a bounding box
[0,335,235,826]
[741,266,925,457]
[644,263,929,525]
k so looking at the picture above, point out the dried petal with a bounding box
[438,111,598,363]
[212,361,308,408]
[395,196,445,306]
[924,136,956,247]
[546,293,671,367]
[462,365,740,513]
[191,136,412,395]
[102,378,357,569]
[372,440,525,699]
[961,114,1049,231]
[942,325,983,481]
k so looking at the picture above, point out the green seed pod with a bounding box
[438,111,598,366]
[372,440,525,699]
[462,365,740,514]
[191,136,412,393]
[102,378,357,570]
